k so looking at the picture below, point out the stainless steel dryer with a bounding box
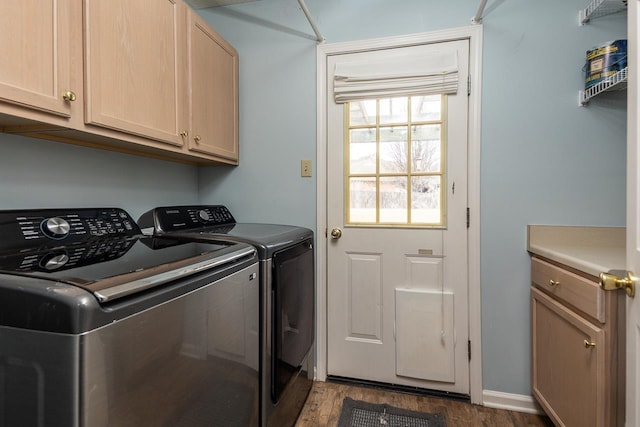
[138,205,315,427]
[0,207,260,427]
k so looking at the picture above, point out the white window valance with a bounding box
[333,50,459,103]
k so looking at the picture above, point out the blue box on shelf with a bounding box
[584,39,627,90]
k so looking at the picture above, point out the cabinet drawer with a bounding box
[531,257,604,322]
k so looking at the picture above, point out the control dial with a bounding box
[42,217,71,239]
[197,210,211,223]
[41,253,70,271]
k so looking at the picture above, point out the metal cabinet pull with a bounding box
[549,279,560,287]
[583,339,596,349]
[62,91,77,102]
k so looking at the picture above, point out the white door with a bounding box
[326,39,470,395]
[626,1,640,425]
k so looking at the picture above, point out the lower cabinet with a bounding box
[530,256,624,427]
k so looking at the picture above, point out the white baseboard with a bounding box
[482,390,544,415]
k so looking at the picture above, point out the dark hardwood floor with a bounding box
[295,381,553,427]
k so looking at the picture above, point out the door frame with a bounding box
[627,0,639,424]
[315,25,484,404]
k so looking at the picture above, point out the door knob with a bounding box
[330,228,342,239]
[599,271,636,298]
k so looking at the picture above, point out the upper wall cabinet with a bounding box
[0,0,238,165]
[0,1,76,119]
[84,0,186,148]
[186,8,239,162]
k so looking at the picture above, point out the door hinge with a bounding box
[468,340,471,361]
[466,207,470,228]
[467,75,471,96]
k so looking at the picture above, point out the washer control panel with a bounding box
[0,208,140,253]
[138,205,236,233]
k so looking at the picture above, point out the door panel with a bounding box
[532,288,603,427]
[396,289,455,383]
[345,252,382,341]
[84,0,184,146]
[187,9,239,161]
[326,39,470,394]
[0,0,74,117]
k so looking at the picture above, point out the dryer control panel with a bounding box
[138,205,236,234]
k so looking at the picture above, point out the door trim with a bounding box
[315,25,484,404]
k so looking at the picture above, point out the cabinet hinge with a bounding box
[466,207,470,228]
[468,340,471,361]
[467,75,471,96]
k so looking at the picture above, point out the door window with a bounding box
[347,95,446,227]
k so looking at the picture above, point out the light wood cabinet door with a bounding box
[186,8,239,162]
[0,1,75,118]
[532,287,605,427]
[84,0,185,147]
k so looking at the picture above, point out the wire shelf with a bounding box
[579,0,627,24]
[579,67,628,105]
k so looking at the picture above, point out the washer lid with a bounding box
[0,236,256,302]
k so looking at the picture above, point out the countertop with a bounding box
[527,225,626,277]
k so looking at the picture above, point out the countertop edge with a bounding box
[527,225,626,277]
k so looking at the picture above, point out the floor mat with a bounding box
[337,397,446,427]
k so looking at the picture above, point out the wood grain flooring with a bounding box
[295,381,554,427]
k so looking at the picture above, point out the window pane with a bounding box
[345,95,445,228]
[379,97,408,124]
[411,125,441,173]
[380,126,407,173]
[380,177,407,223]
[411,95,441,122]
[350,100,377,126]
[350,177,376,223]
[350,128,377,174]
[411,176,441,224]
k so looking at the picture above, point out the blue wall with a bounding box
[197,0,627,396]
[0,134,199,220]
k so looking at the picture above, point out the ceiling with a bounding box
[186,0,261,8]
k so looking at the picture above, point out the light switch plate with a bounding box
[301,160,312,177]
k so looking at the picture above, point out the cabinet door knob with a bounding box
[180,130,188,137]
[194,135,201,143]
[549,279,560,287]
[62,91,77,102]
[583,339,596,349]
